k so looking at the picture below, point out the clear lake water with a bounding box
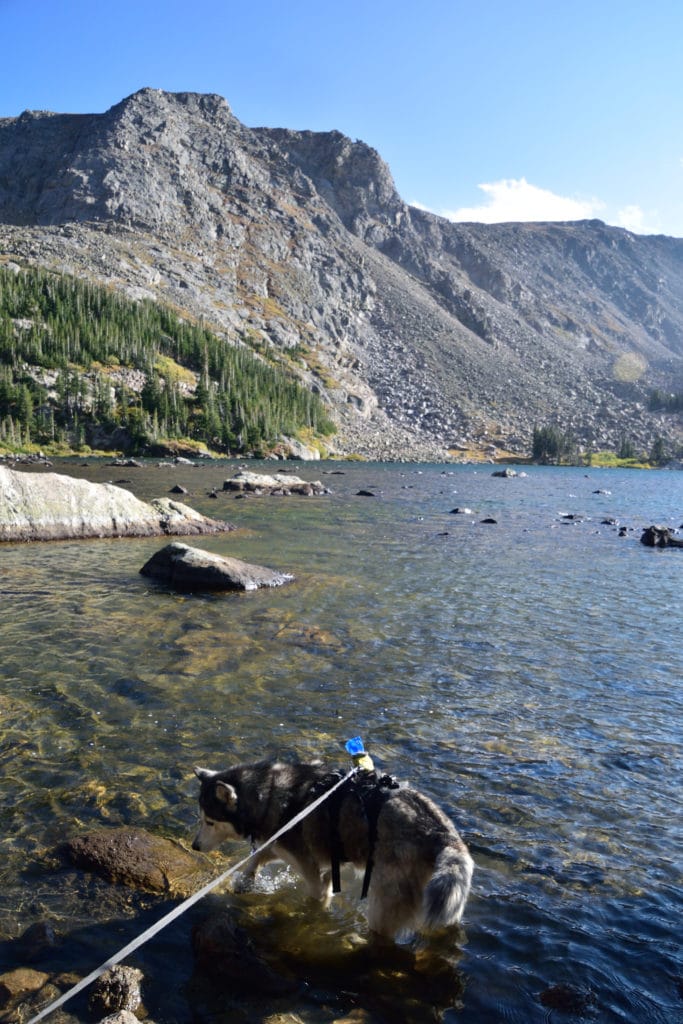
[0,459,681,1023]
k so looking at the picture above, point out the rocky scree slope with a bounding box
[1,88,682,459]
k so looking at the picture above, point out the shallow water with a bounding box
[0,460,681,1022]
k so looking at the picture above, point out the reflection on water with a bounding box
[1,460,682,1022]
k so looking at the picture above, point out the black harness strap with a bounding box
[360,816,377,899]
[358,772,399,898]
[309,770,348,894]
[313,768,401,898]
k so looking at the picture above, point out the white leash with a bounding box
[26,766,359,1024]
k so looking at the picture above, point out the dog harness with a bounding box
[313,768,400,898]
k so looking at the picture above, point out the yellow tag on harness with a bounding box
[352,751,375,772]
[345,737,374,772]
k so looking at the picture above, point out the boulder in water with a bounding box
[640,525,683,548]
[222,470,328,495]
[140,542,295,590]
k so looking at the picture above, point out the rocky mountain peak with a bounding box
[113,87,233,119]
[1,88,682,460]
[256,126,404,242]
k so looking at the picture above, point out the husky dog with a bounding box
[192,758,473,939]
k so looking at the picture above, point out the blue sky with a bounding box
[2,0,683,236]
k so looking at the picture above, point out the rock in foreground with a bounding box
[0,968,50,1006]
[192,909,296,995]
[140,541,295,590]
[64,827,211,897]
[89,966,143,1017]
[0,467,233,542]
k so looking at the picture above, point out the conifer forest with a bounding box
[0,266,336,454]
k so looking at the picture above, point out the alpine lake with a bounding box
[0,458,681,1024]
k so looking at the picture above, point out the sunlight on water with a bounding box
[1,461,681,1022]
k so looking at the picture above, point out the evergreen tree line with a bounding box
[532,423,672,465]
[531,424,576,463]
[0,266,335,452]
[648,388,683,413]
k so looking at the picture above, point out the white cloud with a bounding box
[410,179,674,234]
[614,204,664,235]
[415,177,604,225]
[615,204,646,232]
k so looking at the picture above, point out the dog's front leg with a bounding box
[302,866,332,905]
[232,847,276,893]
[311,867,333,906]
[281,849,332,905]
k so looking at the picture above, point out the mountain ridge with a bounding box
[1,87,682,460]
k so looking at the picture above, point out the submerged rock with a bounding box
[140,542,295,590]
[192,910,296,995]
[0,467,234,542]
[539,983,596,1014]
[16,921,59,962]
[64,827,211,897]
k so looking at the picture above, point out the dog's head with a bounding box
[192,766,243,853]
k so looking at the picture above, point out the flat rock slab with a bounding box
[0,466,234,542]
[223,470,329,495]
[64,827,212,898]
[140,541,295,590]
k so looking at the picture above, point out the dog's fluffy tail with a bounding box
[423,844,474,930]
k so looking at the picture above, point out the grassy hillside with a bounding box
[0,265,336,455]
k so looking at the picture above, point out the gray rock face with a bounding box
[0,466,233,541]
[1,88,682,459]
[140,541,295,590]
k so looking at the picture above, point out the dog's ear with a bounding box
[215,781,238,809]
[194,766,219,781]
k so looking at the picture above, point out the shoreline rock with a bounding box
[0,466,234,542]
